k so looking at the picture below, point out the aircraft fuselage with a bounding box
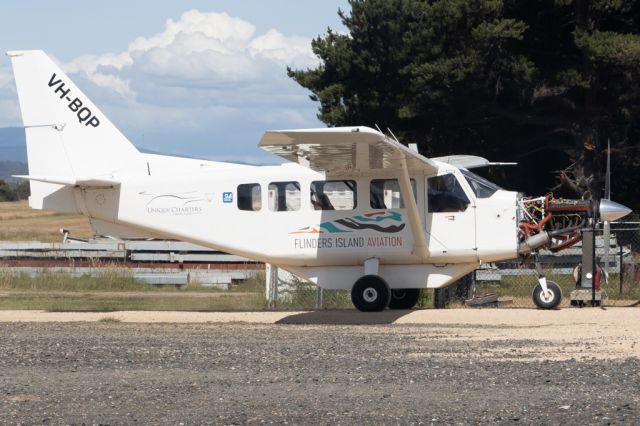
[64,157,518,290]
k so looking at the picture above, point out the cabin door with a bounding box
[424,172,478,262]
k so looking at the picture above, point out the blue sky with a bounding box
[0,1,350,163]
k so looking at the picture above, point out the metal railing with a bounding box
[0,239,261,289]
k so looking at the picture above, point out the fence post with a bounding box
[619,243,624,294]
[315,287,323,309]
[266,263,278,309]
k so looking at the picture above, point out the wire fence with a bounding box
[3,225,638,311]
[471,225,640,308]
[268,224,640,310]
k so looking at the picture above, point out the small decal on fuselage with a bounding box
[222,192,233,203]
[141,192,205,216]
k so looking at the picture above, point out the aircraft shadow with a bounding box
[275,309,413,325]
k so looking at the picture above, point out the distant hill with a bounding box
[0,126,169,163]
[0,160,27,181]
[0,127,26,162]
[0,127,270,176]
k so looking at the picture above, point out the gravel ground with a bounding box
[0,314,639,424]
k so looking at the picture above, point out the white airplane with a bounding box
[7,50,633,311]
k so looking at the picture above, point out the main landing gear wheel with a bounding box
[351,275,391,312]
[388,288,421,310]
[532,280,562,309]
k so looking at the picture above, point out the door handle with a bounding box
[445,215,455,221]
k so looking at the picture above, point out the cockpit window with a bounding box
[460,169,501,199]
[428,174,470,213]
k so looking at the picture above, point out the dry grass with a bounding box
[0,289,268,312]
[98,316,122,323]
[0,269,268,312]
[0,201,92,242]
[0,201,269,311]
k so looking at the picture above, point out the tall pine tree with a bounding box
[289,0,640,209]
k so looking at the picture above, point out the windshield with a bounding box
[460,169,501,198]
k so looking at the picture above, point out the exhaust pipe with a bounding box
[518,232,550,256]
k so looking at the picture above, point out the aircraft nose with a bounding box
[599,199,632,222]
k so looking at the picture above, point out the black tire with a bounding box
[532,280,562,309]
[351,275,391,312]
[388,288,421,310]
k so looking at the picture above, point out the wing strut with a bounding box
[398,154,428,259]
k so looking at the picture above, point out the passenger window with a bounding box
[310,180,356,211]
[268,181,301,211]
[427,174,470,213]
[370,179,416,209]
[237,183,261,211]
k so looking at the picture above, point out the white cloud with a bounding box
[0,63,20,127]
[1,9,323,162]
[129,10,256,52]
[0,64,14,88]
[65,10,318,93]
[249,29,316,68]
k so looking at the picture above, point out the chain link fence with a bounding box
[470,224,640,308]
[265,264,353,310]
[266,223,640,310]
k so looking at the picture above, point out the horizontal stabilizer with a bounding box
[13,175,120,187]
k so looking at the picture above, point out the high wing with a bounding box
[259,126,438,176]
[260,126,432,259]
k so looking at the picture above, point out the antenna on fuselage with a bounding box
[386,128,401,144]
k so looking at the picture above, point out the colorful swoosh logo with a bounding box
[290,211,405,234]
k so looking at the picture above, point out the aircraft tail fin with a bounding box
[7,50,144,210]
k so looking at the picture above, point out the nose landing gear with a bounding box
[532,256,563,309]
[532,279,563,309]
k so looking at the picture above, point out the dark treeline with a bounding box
[0,180,29,202]
[289,0,640,211]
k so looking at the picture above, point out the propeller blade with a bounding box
[605,139,611,200]
[603,220,610,277]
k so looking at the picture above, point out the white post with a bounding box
[265,263,278,309]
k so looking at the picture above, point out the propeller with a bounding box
[599,140,632,276]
